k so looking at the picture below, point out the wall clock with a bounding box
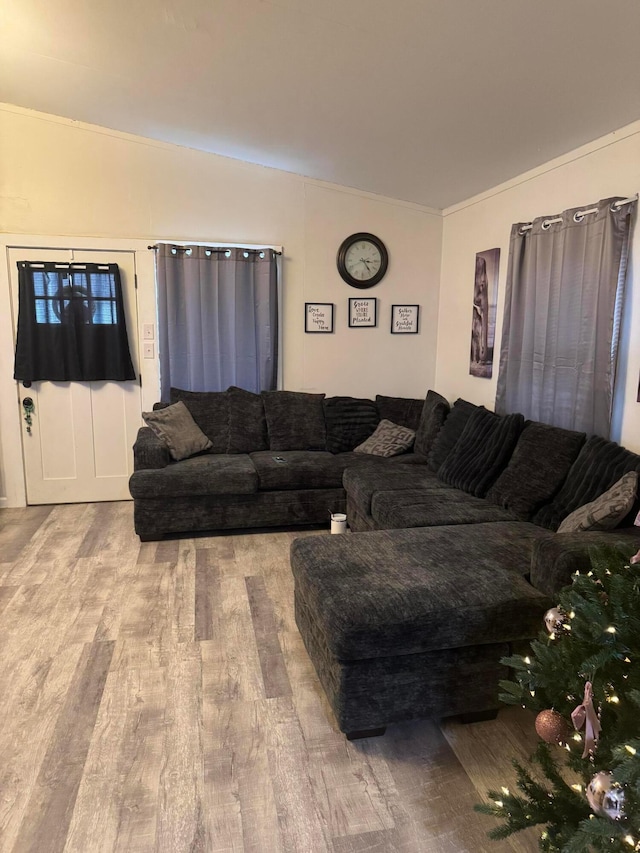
[337,232,388,288]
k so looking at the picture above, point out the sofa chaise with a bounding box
[290,396,640,738]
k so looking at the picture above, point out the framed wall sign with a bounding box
[305,302,334,333]
[391,304,419,334]
[348,297,377,328]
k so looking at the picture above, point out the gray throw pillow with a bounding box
[142,401,213,461]
[557,471,638,533]
[354,419,415,457]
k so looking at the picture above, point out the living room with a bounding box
[2,2,640,851]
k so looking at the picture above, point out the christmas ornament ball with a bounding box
[586,771,626,820]
[544,606,565,634]
[534,709,571,744]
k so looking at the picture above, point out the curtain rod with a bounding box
[147,243,282,255]
[519,194,638,233]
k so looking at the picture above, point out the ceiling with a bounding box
[2,0,640,210]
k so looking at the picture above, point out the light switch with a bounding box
[143,324,155,340]
[143,342,155,359]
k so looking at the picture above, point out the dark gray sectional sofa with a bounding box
[289,395,640,738]
[129,384,640,740]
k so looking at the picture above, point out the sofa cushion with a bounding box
[436,409,524,497]
[227,386,268,453]
[486,422,586,519]
[354,419,415,457]
[169,387,229,453]
[250,451,361,490]
[371,488,518,529]
[343,465,443,515]
[375,395,424,430]
[533,436,640,530]
[142,401,213,461]
[290,523,551,660]
[262,390,327,451]
[557,471,638,533]
[324,396,380,453]
[414,390,450,457]
[427,398,479,471]
[129,453,258,498]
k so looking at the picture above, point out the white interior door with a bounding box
[9,247,142,504]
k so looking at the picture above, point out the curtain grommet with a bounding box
[573,212,585,223]
[541,220,552,230]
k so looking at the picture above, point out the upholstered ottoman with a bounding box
[290,523,552,738]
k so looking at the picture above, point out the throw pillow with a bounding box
[324,396,380,453]
[486,422,586,519]
[142,401,213,461]
[426,398,479,471]
[436,407,525,497]
[413,390,450,457]
[557,471,638,533]
[262,390,327,451]
[375,395,424,430]
[354,419,415,457]
[227,386,268,453]
[533,436,640,530]
[169,387,229,453]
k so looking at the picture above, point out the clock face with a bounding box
[337,233,388,288]
[344,240,382,282]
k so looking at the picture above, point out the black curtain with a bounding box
[14,262,136,382]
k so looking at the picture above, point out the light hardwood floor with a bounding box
[0,502,543,853]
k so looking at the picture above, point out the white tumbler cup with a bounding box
[330,512,347,534]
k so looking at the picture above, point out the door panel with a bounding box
[9,247,142,504]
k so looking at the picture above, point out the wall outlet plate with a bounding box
[143,324,155,340]
[143,342,154,359]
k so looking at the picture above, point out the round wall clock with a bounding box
[337,232,388,288]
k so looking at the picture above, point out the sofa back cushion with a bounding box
[486,422,586,519]
[436,407,525,497]
[262,390,327,451]
[375,395,424,430]
[169,387,229,453]
[227,386,268,452]
[532,435,640,530]
[324,396,380,453]
[414,390,450,457]
[426,398,479,471]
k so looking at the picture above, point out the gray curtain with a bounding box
[156,245,278,399]
[495,197,635,437]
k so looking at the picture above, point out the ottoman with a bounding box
[290,523,552,738]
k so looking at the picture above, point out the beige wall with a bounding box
[437,120,640,453]
[0,105,442,505]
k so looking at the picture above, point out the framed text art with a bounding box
[391,304,419,334]
[305,303,334,333]
[348,297,377,328]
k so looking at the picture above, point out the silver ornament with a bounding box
[586,771,625,820]
[544,606,565,635]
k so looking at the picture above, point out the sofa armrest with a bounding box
[133,426,172,471]
[531,529,640,597]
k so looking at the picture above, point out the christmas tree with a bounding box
[476,543,640,852]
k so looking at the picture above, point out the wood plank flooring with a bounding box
[0,503,543,853]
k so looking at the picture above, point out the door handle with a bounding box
[22,397,35,434]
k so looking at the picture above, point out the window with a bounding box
[32,266,119,325]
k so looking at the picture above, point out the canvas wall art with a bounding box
[469,248,500,378]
